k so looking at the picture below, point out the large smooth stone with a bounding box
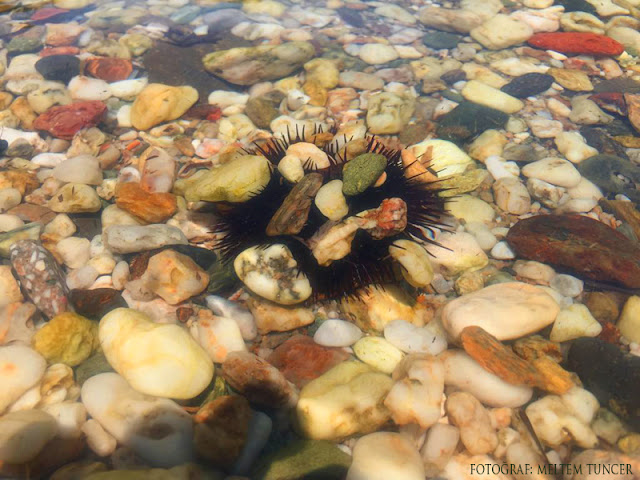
[0,345,46,413]
[99,308,214,399]
[439,350,533,407]
[295,361,393,441]
[0,410,57,464]
[81,373,193,467]
[568,337,640,429]
[347,432,425,480]
[102,225,188,254]
[185,155,271,203]
[203,42,315,85]
[234,244,312,305]
[130,83,198,131]
[441,282,560,341]
[436,102,508,143]
[252,439,351,480]
[506,214,640,289]
[140,250,209,305]
[577,154,640,202]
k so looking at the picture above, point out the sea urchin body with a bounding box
[208,126,449,303]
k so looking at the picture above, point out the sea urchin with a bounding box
[202,125,450,303]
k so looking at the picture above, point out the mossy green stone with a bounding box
[485,272,516,286]
[422,32,461,50]
[7,36,42,54]
[436,102,508,144]
[251,439,351,480]
[341,153,387,196]
[74,352,114,386]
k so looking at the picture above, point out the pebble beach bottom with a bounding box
[1,0,640,478]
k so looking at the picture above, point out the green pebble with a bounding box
[342,153,387,196]
[422,32,461,50]
[485,272,516,286]
[251,439,351,480]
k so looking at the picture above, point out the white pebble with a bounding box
[384,320,447,355]
[549,274,583,297]
[314,319,363,347]
[490,241,516,260]
[82,418,117,457]
[66,265,100,290]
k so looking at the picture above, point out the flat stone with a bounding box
[423,32,461,49]
[500,72,554,98]
[436,101,508,143]
[143,41,243,99]
[568,337,640,429]
[442,282,560,341]
[203,42,315,86]
[252,439,351,480]
[266,173,323,236]
[295,360,393,441]
[99,308,214,399]
[35,55,80,84]
[102,224,188,254]
[115,182,177,223]
[221,351,298,409]
[267,335,350,388]
[507,214,640,289]
[578,155,640,201]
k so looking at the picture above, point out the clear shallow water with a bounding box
[0,0,639,479]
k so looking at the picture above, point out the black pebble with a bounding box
[35,55,81,84]
[500,73,554,98]
[568,337,640,430]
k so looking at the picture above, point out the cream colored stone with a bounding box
[130,83,198,131]
[315,180,349,221]
[340,285,431,332]
[550,304,602,342]
[0,410,57,464]
[234,244,312,305]
[555,131,598,164]
[384,354,444,429]
[525,387,599,448]
[408,139,474,177]
[461,80,524,114]
[347,432,425,480]
[522,157,582,188]
[186,155,271,203]
[277,155,304,183]
[428,231,489,277]
[99,308,214,399]
[295,361,393,440]
[353,337,404,374]
[446,195,496,224]
[81,372,193,466]
[470,14,534,49]
[358,44,399,65]
[468,129,507,162]
[616,296,640,344]
[0,266,22,307]
[389,240,434,288]
[441,282,560,341]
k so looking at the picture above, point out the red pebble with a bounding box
[30,7,69,23]
[40,46,80,57]
[588,92,628,115]
[184,104,222,121]
[33,101,107,140]
[528,32,625,56]
[85,57,133,82]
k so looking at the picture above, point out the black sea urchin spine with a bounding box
[214,131,450,300]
